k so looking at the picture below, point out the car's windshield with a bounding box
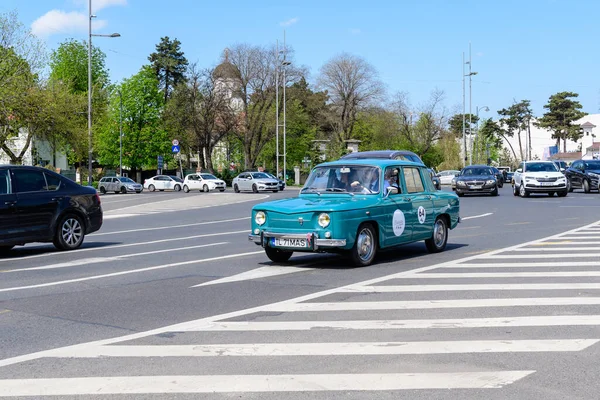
[302,165,381,194]
[461,167,493,176]
[526,163,558,172]
[120,177,135,183]
[201,174,218,180]
[252,172,270,179]
[584,161,600,170]
[264,173,277,179]
[169,176,184,182]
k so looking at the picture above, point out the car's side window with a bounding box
[43,173,62,191]
[383,167,401,194]
[403,167,425,194]
[0,169,11,195]
[13,169,47,193]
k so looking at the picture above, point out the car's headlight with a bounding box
[524,176,533,181]
[486,180,495,185]
[457,181,466,186]
[589,172,600,178]
[318,213,331,228]
[255,211,266,225]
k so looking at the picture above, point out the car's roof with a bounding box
[317,159,423,168]
[339,150,423,163]
[463,164,492,168]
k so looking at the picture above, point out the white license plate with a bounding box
[540,182,554,186]
[272,238,307,248]
[470,185,482,189]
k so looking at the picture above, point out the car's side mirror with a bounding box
[516,169,522,173]
[454,173,459,177]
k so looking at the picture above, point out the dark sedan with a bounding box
[0,165,103,252]
[454,165,499,197]
[565,159,600,193]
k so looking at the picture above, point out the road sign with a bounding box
[172,145,180,153]
[172,139,179,146]
[157,155,164,169]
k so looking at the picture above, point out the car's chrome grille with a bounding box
[465,180,485,186]
[535,177,558,182]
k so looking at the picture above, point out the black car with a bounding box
[454,165,499,197]
[505,172,514,183]
[0,165,103,252]
[565,159,600,193]
[340,150,424,165]
[427,168,441,190]
[490,167,504,188]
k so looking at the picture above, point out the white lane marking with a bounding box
[104,214,140,220]
[442,261,600,268]
[0,251,264,294]
[461,213,493,220]
[59,339,597,358]
[2,220,599,368]
[555,235,600,239]
[92,217,250,236]
[2,243,227,273]
[182,315,600,332]
[512,247,599,251]
[343,283,600,292]
[479,253,598,259]
[414,271,600,278]
[263,297,600,312]
[0,371,535,395]
[192,266,315,287]
[0,230,248,264]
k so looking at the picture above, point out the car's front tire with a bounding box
[491,187,498,196]
[203,184,209,192]
[234,184,240,193]
[425,216,448,253]
[519,184,529,197]
[148,184,155,192]
[252,184,258,193]
[350,223,377,267]
[513,184,519,196]
[183,185,190,193]
[584,179,591,193]
[265,246,293,263]
[120,186,127,194]
[99,186,106,194]
[567,179,573,192]
[53,213,85,250]
[174,184,181,192]
[557,190,568,197]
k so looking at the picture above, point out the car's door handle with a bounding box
[403,197,412,202]
[4,201,16,206]
[51,197,64,202]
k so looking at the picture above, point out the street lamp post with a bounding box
[88,0,120,186]
[473,105,489,164]
[462,52,477,167]
[118,90,123,177]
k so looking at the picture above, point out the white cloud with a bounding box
[279,17,299,27]
[31,10,107,37]
[72,0,127,13]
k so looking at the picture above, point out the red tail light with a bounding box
[95,193,101,205]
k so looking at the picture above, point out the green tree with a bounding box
[97,66,170,174]
[479,118,513,164]
[49,39,109,94]
[448,113,478,137]
[497,100,533,161]
[148,36,188,103]
[536,91,586,152]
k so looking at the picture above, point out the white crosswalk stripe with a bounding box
[1,221,600,397]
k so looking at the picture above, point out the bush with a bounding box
[214,169,236,186]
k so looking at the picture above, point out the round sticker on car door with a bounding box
[393,209,405,236]
[418,206,426,224]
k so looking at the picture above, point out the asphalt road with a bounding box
[0,184,600,399]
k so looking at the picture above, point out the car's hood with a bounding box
[205,179,225,184]
[255,179,279,184]
[253,195,379,213]
[523,171,564,178]
[456,174,494,181]
[585,169,600,174]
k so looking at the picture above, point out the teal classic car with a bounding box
[248,159,460,266]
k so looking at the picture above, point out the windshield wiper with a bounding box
[301,187,321,195]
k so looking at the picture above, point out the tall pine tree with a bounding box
[148,36,188,102]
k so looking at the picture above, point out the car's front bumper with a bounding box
[249,231,346,249]
[525,182,567,192]
[455,184,496,194]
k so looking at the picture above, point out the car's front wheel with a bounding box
[252,184,258,193]
[584,179,591,193]
[203,184,209,192]
[491,187,498,196]
[265,246,293,263]
[53,214,85,250]
[557,191,568,197]
[174,184,181,192]
[183,185,190,193]
[425,216,448,253]
[99,186,106,194]
[567,179,573,192]
[350,223,377,267]
[513,184,519,196]
[120,186,127,194]
[234,184,240,193]
[519,184,529,197]
[148,184,155,192]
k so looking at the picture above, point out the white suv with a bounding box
[512,161,567,197]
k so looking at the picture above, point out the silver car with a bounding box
[232,172,279,193]
[98,176,143,194]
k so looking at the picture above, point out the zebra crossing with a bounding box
[1,221,600,397]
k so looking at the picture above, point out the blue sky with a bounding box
[2,0,598,118]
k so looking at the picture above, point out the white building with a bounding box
[0,129,68,170]
[574,114,600,159]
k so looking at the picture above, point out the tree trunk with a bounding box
[527,121,532,160]
[563,137,567,153]
[205,144,214,173]
[517,128,524,161]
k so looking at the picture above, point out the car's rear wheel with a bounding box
[265,246,293,263]
[148,184,155,192]
[183,185,190,193]
[174,184,181,192]
[252,184,258,193]
[99,186,106,194]
[350,223,377,267]
[519,184,529,197]
[120,186,127,194]
[425,216,448,253]
[234,184,240,193]
[203,184,209,192]
[513,184,519,196]
[491,187,498,196]
[53,214,85,250]
[584,179,591,193]
[557,191,568,197]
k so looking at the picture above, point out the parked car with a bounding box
[143,175,184,192]
[0,165,103,252]
[454,165,500,197]
[437,170,461,185]
[248,159,460,267]
[428,168,441,190]
[552,160,569,172]
[98,176,143,194]
[339,150,424,165]
[505,172,514,183]
[232,172,279,193]
[564,159,600,193]
[490,167,504,188]
[182,173,226,193]
[512,161,567,197]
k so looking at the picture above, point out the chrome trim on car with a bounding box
[248,232,346,248]
[315,239,346,247]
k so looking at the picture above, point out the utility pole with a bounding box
[468,42,473,166]
[282,30,288,183]
[118,90,123,177]
[275,40,279,178]
[462,52,466,168]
